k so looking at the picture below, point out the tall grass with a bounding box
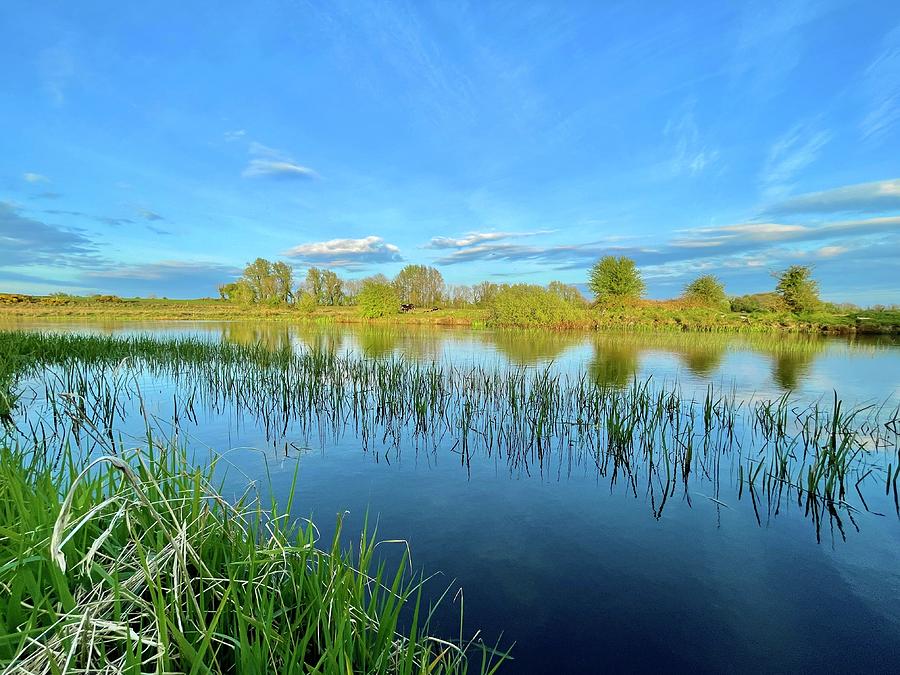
[0,429,507,673]
[3,330,898,543]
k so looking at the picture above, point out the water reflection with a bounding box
[482,330,582,365]
[589,338,640,388]
[769,339,824,390]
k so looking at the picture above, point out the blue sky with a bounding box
[2,1,899,303]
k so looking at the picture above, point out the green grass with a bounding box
[0,433,508,673]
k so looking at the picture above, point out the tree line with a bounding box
[218,255,822,316]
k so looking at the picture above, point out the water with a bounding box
[4,320,900,672]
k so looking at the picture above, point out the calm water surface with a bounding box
[5,320,900,672]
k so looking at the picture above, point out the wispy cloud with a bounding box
[242,143,318,180]
[664,104,718,176]
[760,122,831,199]
[84,261,242,297]
[0,201,100,268]
[23,172,50,183]
[87,260,239,281]
[283,235,401,268]
[861,24,900,140]
[37,43,77,105]
[138,209,164,221]
[425,229,554,249]
[433,216,900,271]
[766,178,900,215]
[224,129,247,142]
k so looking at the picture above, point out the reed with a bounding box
[0,431,507,673]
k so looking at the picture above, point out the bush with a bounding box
[588,256,644,301]
[485,284,583,327]
[775,265,820,313]
[683,275,727,306]
[0,294,31,305]
[730,292,783,314]
[357,280,399,318]
[91,295,123,303]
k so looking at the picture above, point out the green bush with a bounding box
[730,293,783,314]
[486,284,583,327]
[588,256,645,301]
[775,265,820,313]
[357,279,400,318]
[683,275,727,306]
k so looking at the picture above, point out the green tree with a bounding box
[588,256,645,301]
[321,269,344,306]
[357,278,400,318]
[547,280,587,306]
[304,268,324,304]
[243,258,275,302]
[272,262,294,304]
[473,281,504,306]
[775,265,820,313]
[218,280,255,304]
[393,265,445,307]
[683,274,726,306]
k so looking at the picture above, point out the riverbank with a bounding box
[2,295,899,333]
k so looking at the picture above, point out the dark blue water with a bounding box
[5,321,900,672]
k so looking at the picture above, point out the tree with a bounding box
[547,280,587,306]
[588,256,645,301]
[357,278,399,318]
[304,268,324,304]
[473,281,504,306]
[272,261,294,303]
[393,265,444,307]
[775,265,819,313]
[321,269,344,306]
[243,258,274,302]
[683,275,726,306]
[218,280,255,304]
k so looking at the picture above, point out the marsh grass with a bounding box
[3,330,899,543]
[0,430,508,674]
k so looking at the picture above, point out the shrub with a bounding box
[775,265,820,313]
[683,275,727,306]
[0,294,31,305]
[485,284,583,327]
[588,256,644,301]
[357,279,399,318]
[730,292,783,314]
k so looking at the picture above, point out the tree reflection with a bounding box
[770,338,823,390]
[220,322,293,351]
[484,329,582,365]
[589,339,640,388]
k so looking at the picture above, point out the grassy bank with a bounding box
[2,294,899,334]
[0,436,506,672]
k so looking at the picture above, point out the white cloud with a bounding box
[283,235,401,267]
[224,129,247,142]
[760,123,831,199]
[861,24,900,140]
[242,142,318,179]
[23,172,50,183]
[766,178,900,215]
[242,159,318,179]
[664,105,718,176]
[425,229,554,249]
